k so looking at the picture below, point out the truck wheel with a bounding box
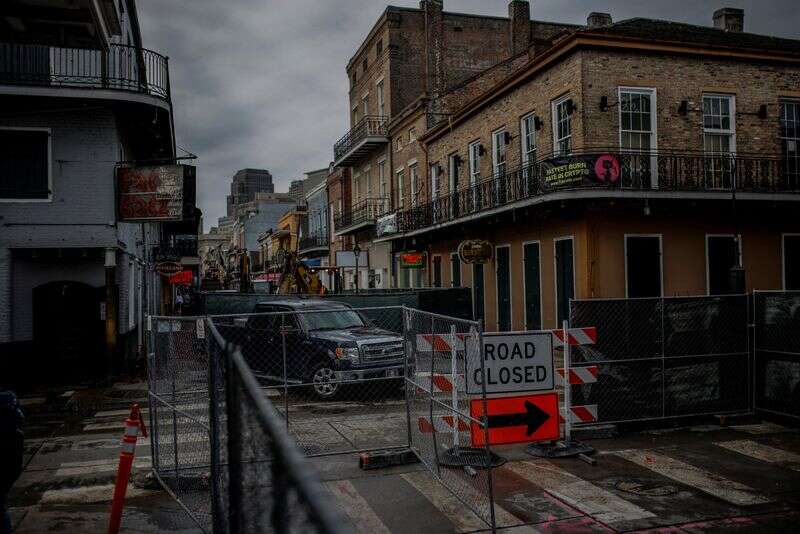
[309,363,340,400]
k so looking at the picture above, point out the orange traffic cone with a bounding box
[107,403,148,534]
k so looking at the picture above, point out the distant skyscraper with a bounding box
[225,168,274,216]
[288,179,305,203]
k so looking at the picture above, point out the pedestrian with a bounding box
[174,291,184,315]
[0,390,24,534]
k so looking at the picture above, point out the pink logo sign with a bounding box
[594,155,620,183]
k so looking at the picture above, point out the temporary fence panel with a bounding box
[210,306,409,457]
[147,316,214,532]
[753,291,800,421]
[569,295,751,425]
[404,308,497,530]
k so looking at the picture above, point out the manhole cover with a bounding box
[310,406,348,415]
[616,480,678,497]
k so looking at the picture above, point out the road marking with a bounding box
[40,484,158,504]
[505,460,655,524]
[401,472,493,532]
[56,457,151,477]
[59,456,151,468]
[615,449,772,506]
[730,422,793,435]
[325,480,391,534]
[714,440,800,471]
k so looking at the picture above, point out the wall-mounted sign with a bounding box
[156,262,183,277]
[400,252,425,269]
[540,154,620,191]
[376,213,398,236]
[458,240,493,264]
[466,332,554,395]
[117,165,196,222]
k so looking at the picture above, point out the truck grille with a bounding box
[361,341,404,361]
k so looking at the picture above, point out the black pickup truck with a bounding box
[221,298,405,399]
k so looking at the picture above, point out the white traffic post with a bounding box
[450,324,459,449]
[562,320,572,444]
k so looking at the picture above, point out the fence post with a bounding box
[281,313,289,430]
[476,323,497,532]
[661,297,666,418]
[224,344,243,534]
[170,321,179,488]
[450,324,459,449]
[403,307,413,450]
[562,320,572,444]
[207,319,224,534]
[429,314,440,475]
[146,316,158,474]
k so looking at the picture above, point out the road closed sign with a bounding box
[466,333,553,395]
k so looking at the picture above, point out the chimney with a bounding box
[422,0,445,116]
[509,0,531,55]
[713,7,744,32]
[587,12,612,28]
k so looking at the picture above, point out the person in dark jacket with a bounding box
[0,391,24,534]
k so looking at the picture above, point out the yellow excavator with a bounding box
[276,249,327,295]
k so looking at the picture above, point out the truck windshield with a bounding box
[301,310,366,331]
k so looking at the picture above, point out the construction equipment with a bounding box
[277,249,326,295]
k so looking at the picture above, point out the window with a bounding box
[552,96,573,156]
[377,80,385,117]
[780,100,800,190]
[365,166,372,198]
[430,163,440,198]
[706,235,740,295]
[352,71,357,86]
[468,141,481,186]
[395,137,403,152]
[378,160,387,200]
[620,88,657,187]
[492,128,507,176]
[783,234,800,290]
[396,169,405,209]
[554,237,575,326]
[362,95,369,117]
[353,105,359,125]
[520,113,537,167]
[409,163,419,206]
[473,264,485,324]
[450,252,461,287]
[376,39,383,56]
[0,128,51,200]
[448,153,460,217]
[362,57,368,73]
[496,245,511,331]
[625,235,662,298]
[433,256,442,288]
[353,172,360,201]
[703,94,736,189]
[523,242,542,330]
[409,127,417,142]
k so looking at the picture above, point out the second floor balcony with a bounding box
[393,150,800,236]
[298,235,330,255]
[0,42,170,105]
[333,115,388,167]
[154,236,199,262]
[333,197,390,235]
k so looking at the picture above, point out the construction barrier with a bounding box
[107,404,147,534]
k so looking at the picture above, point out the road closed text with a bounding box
[467,333,554,395]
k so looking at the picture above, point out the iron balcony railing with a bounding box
[333,197,390,232]
[0,42,170,100]
[154,239,198,260]
[395,150,800,234]
[333,115,387,162]
[298,235,330,252]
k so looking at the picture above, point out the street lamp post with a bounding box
[353,243,361,294]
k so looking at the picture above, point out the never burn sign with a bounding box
[467,333,554,395]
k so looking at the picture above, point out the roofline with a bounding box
[347,6,393,70]
[420,30,800,145]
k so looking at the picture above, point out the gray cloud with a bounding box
[136,0,799,230]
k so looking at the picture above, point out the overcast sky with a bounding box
[136,0,798,230]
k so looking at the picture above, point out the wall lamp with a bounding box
[600,96,609,112]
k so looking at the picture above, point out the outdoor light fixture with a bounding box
[353,244,361,294]
[678,100,688,116]
[600,96,609,112]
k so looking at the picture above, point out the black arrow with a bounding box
[486,400,550,436]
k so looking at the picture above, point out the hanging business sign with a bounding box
[400,252,425,269]
[458,240,493,264]
[540,153,621,191]
[117,165,196,222]
[156,261,183,277]
[376,213,398,236]
[466,332,554,395]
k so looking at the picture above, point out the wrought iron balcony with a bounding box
[0,42,170,101]
[154,238,198,261]
[333,197,390,234]
[394,150,799,235]
[298,235,330,254]
[333,115,388,167]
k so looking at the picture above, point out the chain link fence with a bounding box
[209,305,409,457]
[569,295,751,425]
[404,308,498,530]
[147,316,214,531]
[754,291,800,421]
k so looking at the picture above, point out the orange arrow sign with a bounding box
[470,393,559,446]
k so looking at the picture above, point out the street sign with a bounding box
[155,262,183,276]
[470,393,559,446]
[466,332,553,395]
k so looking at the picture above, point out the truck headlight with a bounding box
[335,347,360,363]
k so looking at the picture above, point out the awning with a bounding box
[169,270,193,285]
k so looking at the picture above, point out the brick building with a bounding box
[331,0,578,289]
[377,8,800,331]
